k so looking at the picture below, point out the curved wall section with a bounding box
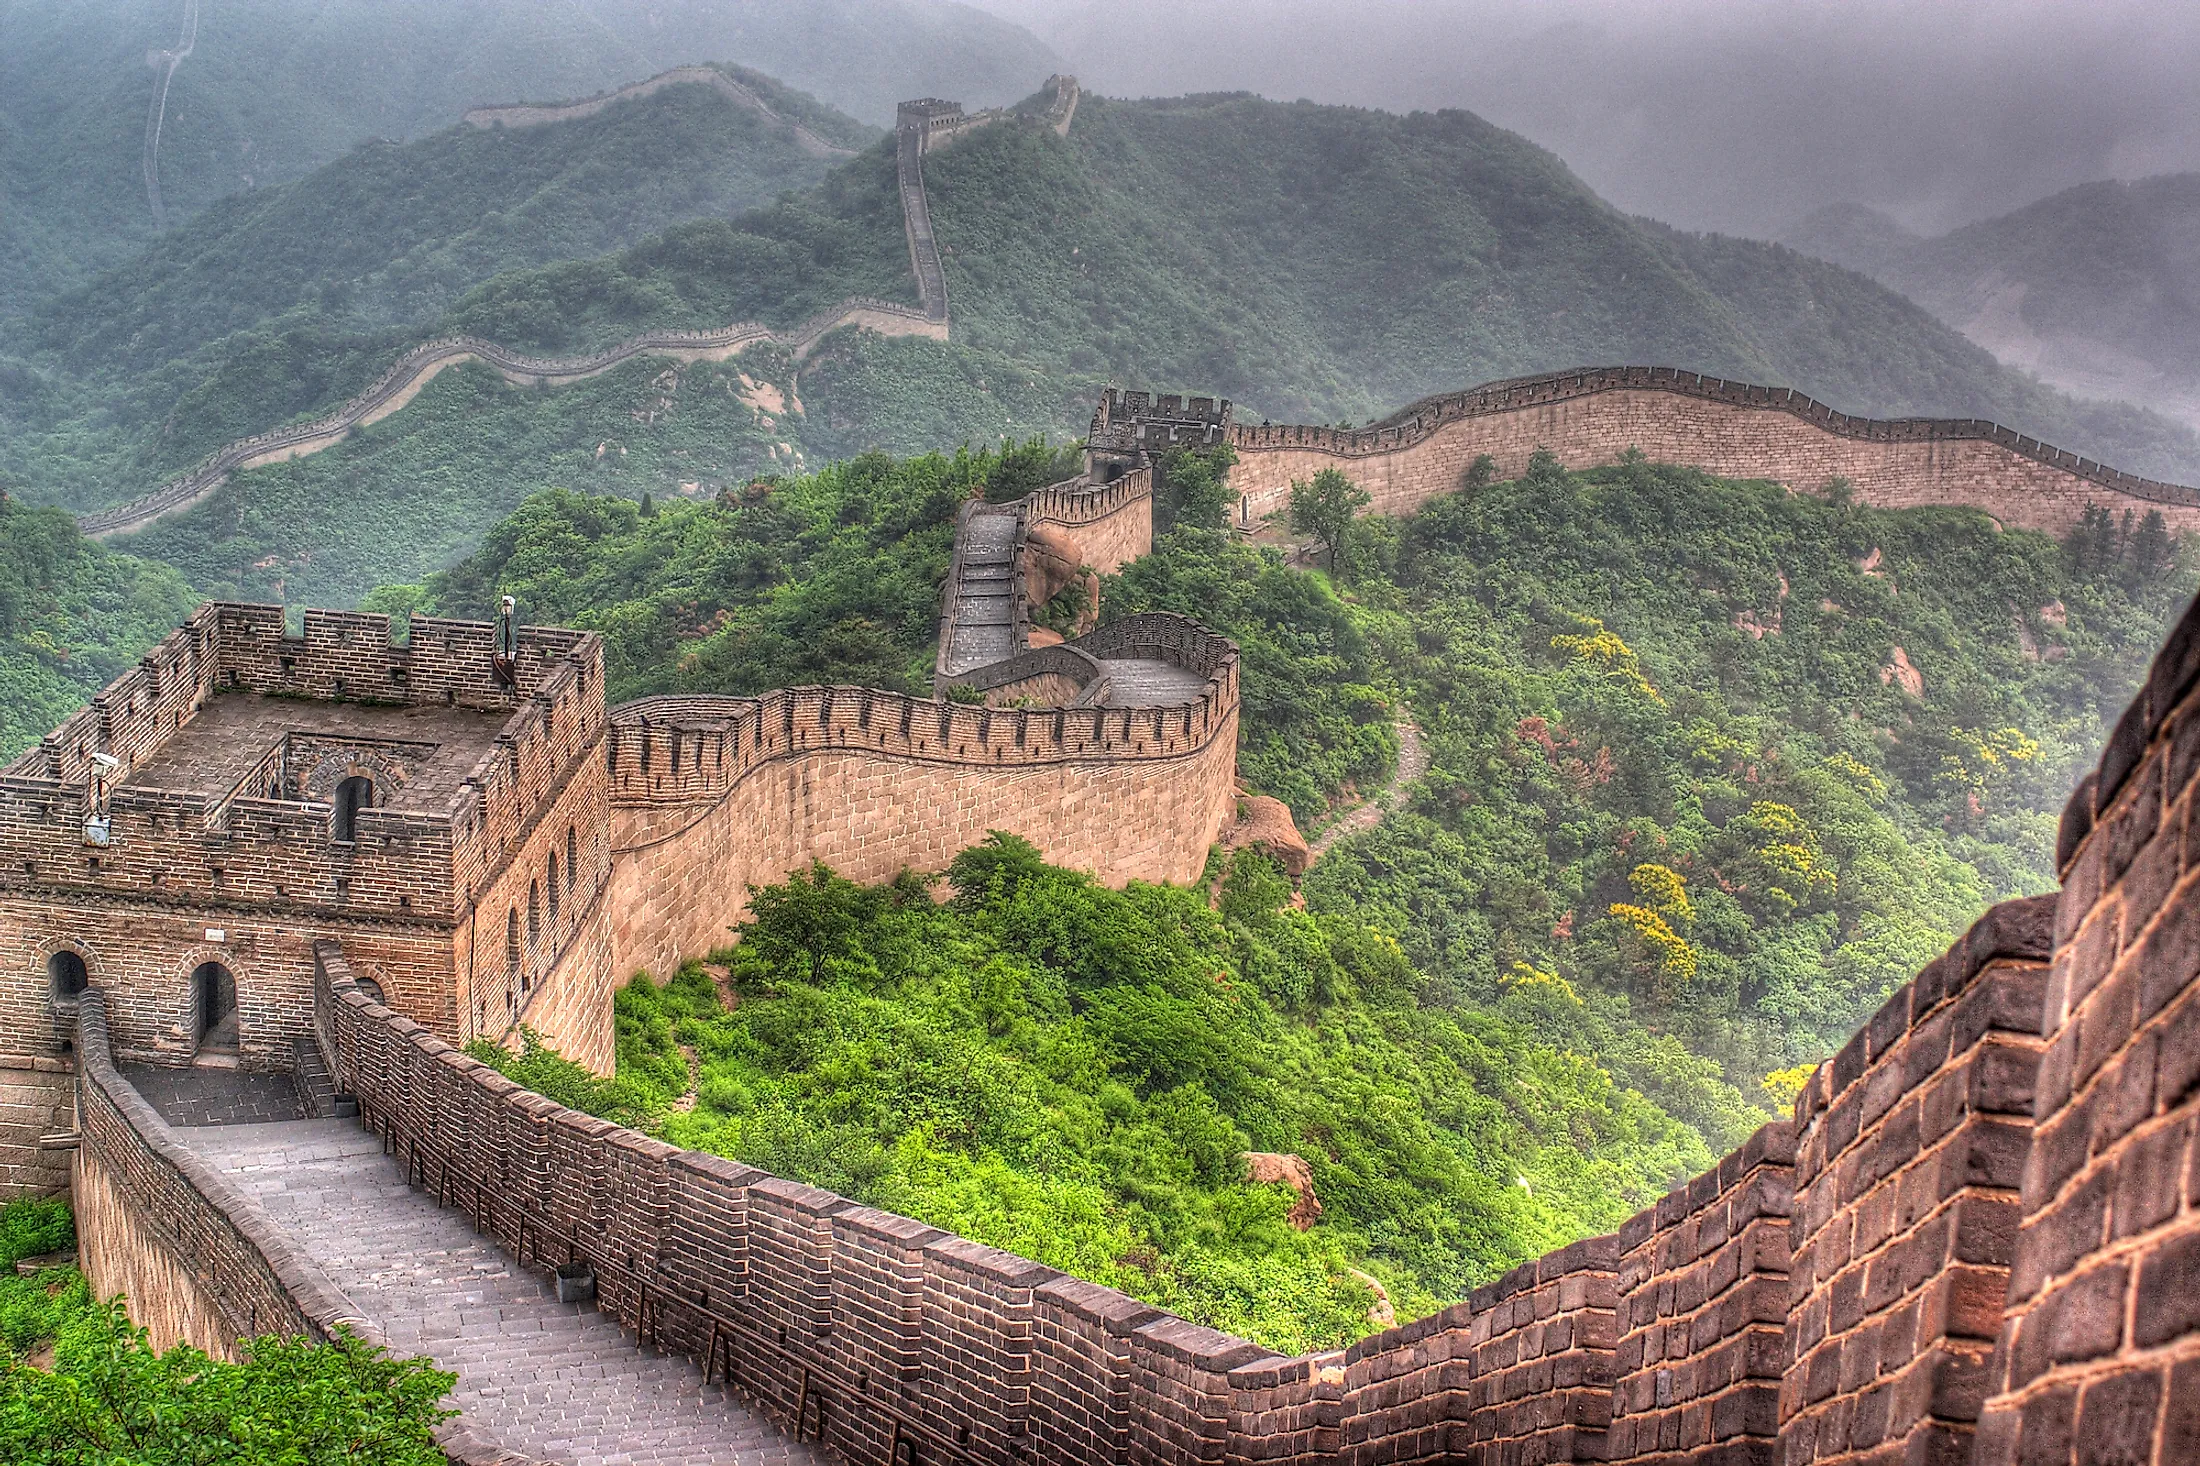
[1225,366,2200,536]
[603,615,1239,984]
[71,989,366,1356]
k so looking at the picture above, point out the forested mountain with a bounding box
[1786,176,2200,436]
[19,80,2200,614]
[0,0,1057,314]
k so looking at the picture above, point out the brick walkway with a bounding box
[121,1064,306,1127]
[174,1118,813,1466]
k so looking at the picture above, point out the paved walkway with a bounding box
[939,508,1020,676]
[122,1064,305,1127]
[1096,657,1208,707]
[175,1119,811,1466]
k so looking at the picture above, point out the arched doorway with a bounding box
[48,950,88,1000]
[192,962,238,1052]
[332,775,375,841]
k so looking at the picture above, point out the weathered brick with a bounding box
[2047,1262,2127,1365]
[2074,1369,2163,1466]
[2110,1118,2190,1241]
[2016,1384,2077,1466]
[2132,1225,2200,1348]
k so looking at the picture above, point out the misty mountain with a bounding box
[915,93,2200,478]
[1787,177,2200,434]
[0,0,1057,314]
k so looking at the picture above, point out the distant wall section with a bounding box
[1224,368,2200,536]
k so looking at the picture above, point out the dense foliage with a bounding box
[476,837,1729,1355]
[409,439,1073,700]
[5,78,893,516]
[0,496,199,762]
[0,1197,456,1464]
[1200,450,2179,1081]
[14,63,2199,621]
[917,96,2200,480]
[464,438,2185,1351]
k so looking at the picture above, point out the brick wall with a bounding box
[1782,898,2055,1464]
[1220,367,2200,536]
[71,988,367,1354]
[1972,597,2200,1463]
[602,615,1241,986]
[0,601,614,1075]
[1611,1123,1793,1466]
[0,1058,73,1199]
[1025,468,1156,577]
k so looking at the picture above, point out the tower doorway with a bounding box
[48,950,89,1000]
[332,775,375,841]
[193,961,238,1052]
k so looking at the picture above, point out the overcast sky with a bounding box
[969,0,2200,238]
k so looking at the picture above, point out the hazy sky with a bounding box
[969,0,2200,238]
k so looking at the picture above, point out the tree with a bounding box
[1289,468,1370,574]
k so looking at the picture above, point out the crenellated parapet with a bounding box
[1213,365,2200,536]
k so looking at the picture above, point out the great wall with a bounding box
[10,68,2200,1466]
[462,64,860,158]
[72,73,1082,541]
[72,65,2200,549]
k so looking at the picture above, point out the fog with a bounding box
[970,0,2200,239]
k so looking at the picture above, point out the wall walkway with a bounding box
[601,611,1239,985]
[464,65,857,158]
[178,1116,810,1466]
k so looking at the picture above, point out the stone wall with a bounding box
[1026,466,1156,577]
[462,66,856,158]
[0,603,613,1074]
[1782,898,2056,1464]
[71,989,365,1355]
[1222,367,2200,537]
[601,615,1240,986]
[0,1058,73,1199]
[1973,602,2200,1463]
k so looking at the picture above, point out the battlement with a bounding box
[1219,365,2200,537]
[895,75,1081,156]
[1088,387,1236,469]
[607,614,1237,810]
[0,602,612,1071]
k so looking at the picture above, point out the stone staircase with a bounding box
[936,504,1024,679]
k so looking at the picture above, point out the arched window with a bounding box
[528,880,541,946]
[48,950,88,1000]
[506,909,520,978]
[565,826,578,896]
[547,853,560,923]
[192,962,237,1051]
[332,775,375,841]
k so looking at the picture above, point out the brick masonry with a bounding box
[1220,367,2200,537]
[2,594,1239,1197]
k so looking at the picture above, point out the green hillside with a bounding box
[0,0,1058,315]
[0,495,198,761]
[452,441,2188,1351]
[2,72,892,516]
[1786,177,2200,435]
[915,94,2200,478]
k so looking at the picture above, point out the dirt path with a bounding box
[1309,716,1428,860]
